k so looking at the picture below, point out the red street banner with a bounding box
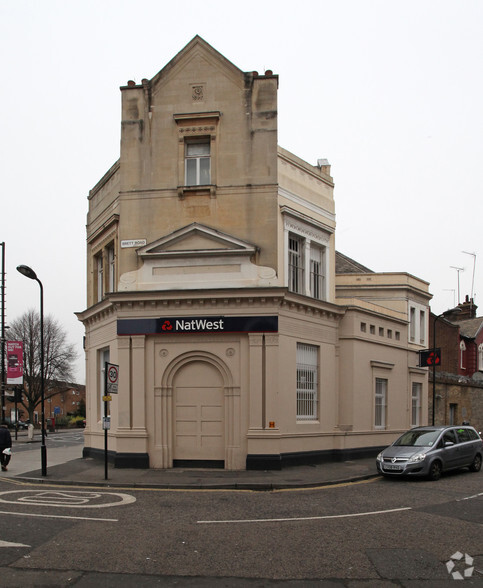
[6,341,23,385]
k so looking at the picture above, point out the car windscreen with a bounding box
[393,429,440,447]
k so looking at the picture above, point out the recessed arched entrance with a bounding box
[172,359,225,466]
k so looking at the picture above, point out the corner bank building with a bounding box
[78,37,432,470]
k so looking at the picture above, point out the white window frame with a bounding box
[288,233,304,294]
[375,378,387,429]
[411,382,422,427]
[284,213,331,301]
[96,253,103,302]
[309,243,326,300]
[296,343,318,421]
[408,303,428,347]
[185,139,211,186]
[107,244,115,293]
[460,340,466,369]
[478,343,483,371]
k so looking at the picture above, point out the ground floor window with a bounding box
[296,343,318,421]
[375,378,387,429]
[411,382,422,426]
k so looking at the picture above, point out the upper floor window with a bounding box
[284,212,331,301]
[409,303,427,346]
[288,234,304,294]
[94,241,116,303]
[478,343,483,371]
[310,244,326,300]
[460,340,466,369]
[96,253,103,302]
[185,139,210,186]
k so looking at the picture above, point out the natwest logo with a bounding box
[175,318,224,331]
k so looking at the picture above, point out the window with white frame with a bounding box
[185,139,210,186]
[409,303,427,346]
[310,244,326,300]
[96,253,103,302]
[289,234,304,294]
[411,382,422,426]
[107,244,115,293]
[478,343,483,371]
[296,343,318,421]
[460,340,466,369]
[375,378,387,429]
[285,215,330,301]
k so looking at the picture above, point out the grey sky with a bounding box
[1,0,481,383]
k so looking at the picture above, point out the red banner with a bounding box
[6,341,23,385]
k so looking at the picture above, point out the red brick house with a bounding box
[429,296,483,428]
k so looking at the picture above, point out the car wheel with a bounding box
[428,460,442,481]
[469,454,482,473]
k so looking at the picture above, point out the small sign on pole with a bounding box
[103,362,119,480]
[106,363,119,395]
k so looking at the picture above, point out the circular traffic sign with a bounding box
[108,365,118,383]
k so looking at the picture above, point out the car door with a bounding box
[455,427,477,466]
[439,428,461,470]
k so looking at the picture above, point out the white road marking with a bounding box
[456,492,483,501]
[0,510,117,522]
[0,539,31,548]
[0,490,136,508]
[197,506,412,525]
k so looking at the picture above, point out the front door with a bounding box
[173,361,224,466]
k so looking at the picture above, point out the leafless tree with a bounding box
[8,309,77,423]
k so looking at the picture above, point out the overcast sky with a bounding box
[1,0,481,383]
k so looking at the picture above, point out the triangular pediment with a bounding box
[137,223,258,259]
[150,36,244,90]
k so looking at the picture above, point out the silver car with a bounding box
[376,425,482,481]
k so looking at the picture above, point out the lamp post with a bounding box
[16,264,46,476]
[432,307,462,426]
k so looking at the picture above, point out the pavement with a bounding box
[4,430,380,490]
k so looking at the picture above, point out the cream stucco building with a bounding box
[77,37,431,470]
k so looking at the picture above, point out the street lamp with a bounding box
[16,264,47,476]
[432,307,462,426]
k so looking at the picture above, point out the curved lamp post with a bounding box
[16,264,47,476]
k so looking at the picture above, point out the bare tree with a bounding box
[8,309,77,423]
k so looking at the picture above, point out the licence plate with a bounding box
[384,464,402,471]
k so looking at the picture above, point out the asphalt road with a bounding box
[0,460,482,586]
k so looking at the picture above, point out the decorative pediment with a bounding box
[137,223,258,259]
[119,223,276,292]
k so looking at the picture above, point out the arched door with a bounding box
[172,360,225,466]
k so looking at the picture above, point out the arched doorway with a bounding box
[172,359,225,467]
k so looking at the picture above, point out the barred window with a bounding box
[296,343,318,420]
[289,234,304,294]
[310,244,325,300]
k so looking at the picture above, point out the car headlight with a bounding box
[408,452,426,464]
[376,452,384,462]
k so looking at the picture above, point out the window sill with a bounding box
[178,185,216,199]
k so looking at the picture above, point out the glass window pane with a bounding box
[187,142,210,156]
[186,159,197,185]
[200,157,210,184]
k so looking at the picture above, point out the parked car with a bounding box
[376,425,482,481]
[16,421,29,430]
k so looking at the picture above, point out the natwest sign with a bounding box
[117,315,278,336]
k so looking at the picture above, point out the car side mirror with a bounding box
[444,441,455,447]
